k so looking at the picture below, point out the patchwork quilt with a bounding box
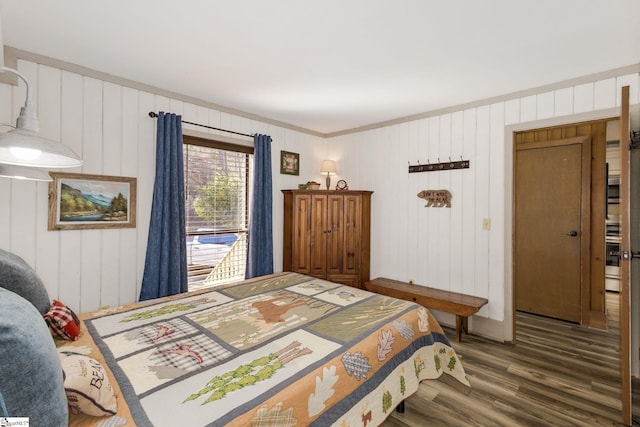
[62,272,470,426]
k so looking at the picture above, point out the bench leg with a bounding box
[396,400,405,413]
[455,315,469,342]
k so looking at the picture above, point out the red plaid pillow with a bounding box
[44,300,81,341]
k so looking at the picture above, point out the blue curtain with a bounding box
[139,112,187,301]
[245,134,273,278]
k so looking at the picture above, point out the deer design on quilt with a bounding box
[252,296,307,323]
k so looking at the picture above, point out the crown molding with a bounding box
[0,46,18,85]
[325,63,640,138]
[4,46,324,138]
[4,46,638,139]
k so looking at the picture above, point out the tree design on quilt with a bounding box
[433,352,441,373]
[415,354,426,378]
[184,341,311,404]
[431,347,457,375]
[382,389,393,413]
[120,298,212,322]
[447,352,457,371]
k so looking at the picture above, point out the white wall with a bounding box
[0,58,321,313]
[322,72,640,340]
[1,53,638,344]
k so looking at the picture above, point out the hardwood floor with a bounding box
[381,292,629,427]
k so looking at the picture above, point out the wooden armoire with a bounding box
[282,190,372,288]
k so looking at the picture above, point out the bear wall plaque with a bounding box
[417,189,452,208]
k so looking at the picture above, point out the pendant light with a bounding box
[0,66,83,168]
[0,13,83,171]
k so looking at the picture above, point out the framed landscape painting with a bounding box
[48,172,137,230]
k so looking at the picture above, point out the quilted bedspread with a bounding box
[70,272,469,426]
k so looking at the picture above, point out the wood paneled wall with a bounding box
[0,59,321,313]
[0,55,638,341]
[325,73,639,340]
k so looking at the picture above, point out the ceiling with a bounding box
[1,1,639,136]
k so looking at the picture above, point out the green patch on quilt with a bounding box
[184,341,311,404]
[448,356,457,371]
[221,272,312,299]
[121,301,205,322]
[382,390,393,413]
[415,355,426,378]
[307,295,412,342]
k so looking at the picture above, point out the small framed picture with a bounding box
[48,172,137,230]
[280,150,300,176]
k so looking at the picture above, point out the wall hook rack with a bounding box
[408,158,470,173]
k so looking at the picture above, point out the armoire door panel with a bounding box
[292,194,311,273]
[326,195,344,274]
[342,195,361,275]
[309,195,328,275]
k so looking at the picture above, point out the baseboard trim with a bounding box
[429,310,508,343]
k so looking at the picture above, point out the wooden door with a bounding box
[618,85,632,425]
[291,194,312,274]
[309,194,329,277]
[515,137,591,322]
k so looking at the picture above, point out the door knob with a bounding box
[622,250,640,260]
[565,230,578,237]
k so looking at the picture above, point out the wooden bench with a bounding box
[365,277,488,342]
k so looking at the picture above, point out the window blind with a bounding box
[183,136,253,289]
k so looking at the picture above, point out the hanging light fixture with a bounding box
[0,164,52,181]
[0,13,83,170]
[0,67,83,168]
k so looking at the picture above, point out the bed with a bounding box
[0,252,469,427]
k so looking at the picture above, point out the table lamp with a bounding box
[320,160,336,190]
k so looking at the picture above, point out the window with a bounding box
[183,135,253,290]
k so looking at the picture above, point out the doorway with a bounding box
[514,120,608,327]
[512,118,632,421]
[514,137,590,322]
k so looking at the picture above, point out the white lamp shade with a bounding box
[0,65,83,169]
[320,160,336,174]
[0,164,53,181]
[0,128,83,168]
[0,61,69,175]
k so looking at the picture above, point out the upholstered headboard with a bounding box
[0,248,51,314]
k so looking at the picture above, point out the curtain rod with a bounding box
[148,112,254,138]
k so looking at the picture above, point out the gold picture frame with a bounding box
[48,172,137,230]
